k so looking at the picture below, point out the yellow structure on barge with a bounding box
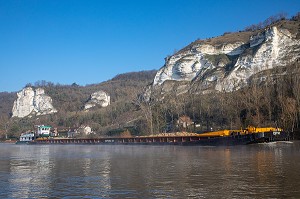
[198,126,283,137]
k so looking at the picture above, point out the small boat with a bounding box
[15,132,36,144]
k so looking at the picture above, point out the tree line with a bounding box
[138,62,300,136]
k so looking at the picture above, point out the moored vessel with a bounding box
[26,126,291,146]
[15,132,36,144]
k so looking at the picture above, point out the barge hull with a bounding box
[29,131,291,146]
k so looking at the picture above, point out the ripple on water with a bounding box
[0,143,300,198]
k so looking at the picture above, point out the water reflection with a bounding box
[0,142,300,198]
[6,145,51,198]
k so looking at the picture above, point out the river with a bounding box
[0,141,299,198]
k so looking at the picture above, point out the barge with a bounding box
[22,126,291,146]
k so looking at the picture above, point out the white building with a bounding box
[37,125,51,137]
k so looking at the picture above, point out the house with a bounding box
[67,128,77,138]
[77,125,93,135]
[67,125,94,137]
[177,115,194,129]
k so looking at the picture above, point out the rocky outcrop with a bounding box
[12,87,57,118]
[151,20,300,94]
[84,90,110,110]
[215,26,300,92]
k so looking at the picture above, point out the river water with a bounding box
[0,142,299,198]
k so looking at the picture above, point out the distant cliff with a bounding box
[12,87,57,118]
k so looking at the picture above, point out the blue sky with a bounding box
[0,0,299,92]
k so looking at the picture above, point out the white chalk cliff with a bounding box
[12,87,57,118]
[84,90,110,110]
[151,20,300,94]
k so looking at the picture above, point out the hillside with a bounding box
[0,92,15,118]
[0,70,157,138]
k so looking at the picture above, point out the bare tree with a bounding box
[278,96,297,132]
[291,63,300,129]
[0,115,10,139]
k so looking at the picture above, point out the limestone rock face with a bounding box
[84,90,110,110]
[12,87,57,118]
[151,22,300,94]
[215,27,300,92]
